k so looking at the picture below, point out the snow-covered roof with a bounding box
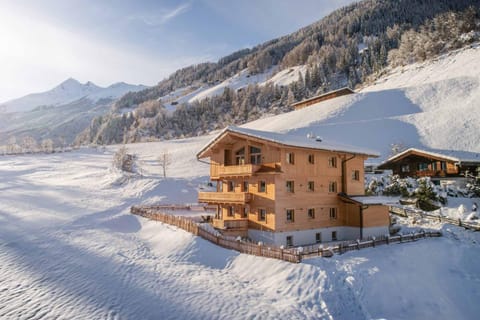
[348,196,400,205]
[380,148,480,167]
[197,126,379,158]
[291,87,354,107]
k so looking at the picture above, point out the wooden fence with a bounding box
[131,205,443,263]
[389,206,480,231]
[299,231,442,259]
[131,206,301,263]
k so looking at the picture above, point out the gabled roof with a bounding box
[378,148,480,168]
[197,126,379,159]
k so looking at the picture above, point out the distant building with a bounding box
[378,148,480,178]
[197,126,390,247]
[291,87,355,110]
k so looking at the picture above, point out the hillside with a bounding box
[78,0,480,145]
[243,44,480,159]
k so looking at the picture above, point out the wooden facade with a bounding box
[291,87,354,110]
[197,126,390,246]
[378,148,480,178]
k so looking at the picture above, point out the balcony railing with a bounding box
[198,191,252,204]
[415,170,448,177]
[211,164,261,179]
[213,218,248,230]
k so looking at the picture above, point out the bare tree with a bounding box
[22,136,38,153]
[6,136,20,154]
[41,139,54,153]
[113,145,136,173]
[158,150,171,178]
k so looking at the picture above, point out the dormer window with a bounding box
[249,146,262,164]
[235,147,245,165]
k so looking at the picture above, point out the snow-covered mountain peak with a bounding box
[0,79,147,113]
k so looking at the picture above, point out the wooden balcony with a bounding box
[415,170,448,177]
[213,218,248,230]
[211,164,261,179]
[198,191,252,204]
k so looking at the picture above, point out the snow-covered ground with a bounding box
[2,46,480,319]
[1,145,479,319]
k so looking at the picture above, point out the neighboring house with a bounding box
[197,126,390,247]
[291,87,354,110]
[378,148,480,178]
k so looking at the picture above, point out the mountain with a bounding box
[0,78,147,113]
[78,0,480,146]
[0,79,147,146]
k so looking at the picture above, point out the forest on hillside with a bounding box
[75,0,480,146]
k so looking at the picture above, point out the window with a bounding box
[218,181,223,192]
[308,208,315,219]
[328,156,337,168]
[227,206,234,217]
[308,154,315,164]
[250,146,262,164]
[315,232,322,243]
[286,236,293,247]
[286,180,295,193]
[227,181,234,192]
[432,162,437,171]
[286,209,295,222]
[401,164,410,173]
[235,147,245,165]
[329,208,337,220]
[307,181,315,192]
[258,208,266,221]
[258,180,266,193]
[352,170,360,181]
[440,161,447,171]
[328,181,337,193]
[331,231,337,241]
[418,163,428,171]
[243,206,249,218]
[286,152,295,164]
[242,181,249,192]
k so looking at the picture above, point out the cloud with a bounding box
[131,2,191,27]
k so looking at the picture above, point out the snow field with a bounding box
[1,141,480,319]
[2,46,480,319]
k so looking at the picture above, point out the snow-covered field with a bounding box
[1,141,480,319]
[2,46,480,319]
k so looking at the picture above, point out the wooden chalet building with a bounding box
[197,126,390,247]
[291,87,354,110]
[378,148,480,178]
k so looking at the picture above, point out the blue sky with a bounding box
[0,0,356,102]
